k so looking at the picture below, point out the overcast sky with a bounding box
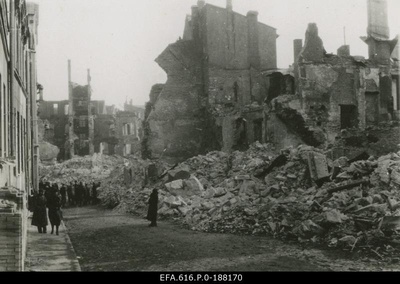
[35,0,400,109]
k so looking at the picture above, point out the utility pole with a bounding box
[68,60,74,158]
[87,69,94,155]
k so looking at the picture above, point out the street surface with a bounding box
[63,206,400,271]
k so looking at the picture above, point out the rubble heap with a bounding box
[98,142,400,254]
[39,153,125,186]
[97,156,150,210]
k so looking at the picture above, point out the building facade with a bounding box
[0,0,39,272]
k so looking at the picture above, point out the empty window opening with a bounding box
[340,105,358,129]
[253,119,263,143]
[234,118,248,150]
[365,92,380,125]
[53,104,58,115]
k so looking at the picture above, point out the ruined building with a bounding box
[38,62,144,160]
[0,1,40,271]
[144,0,400,162]
[144,0,278,162]
[267,0,399,154]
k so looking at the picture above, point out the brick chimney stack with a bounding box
[227,0,233,10]
[197,0,205,9]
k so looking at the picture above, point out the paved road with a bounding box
[61,206,400,272]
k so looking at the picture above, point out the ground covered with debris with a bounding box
[63,206,400,271]
[40,140,400,263]
[95,142,400,262]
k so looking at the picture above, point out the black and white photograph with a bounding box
[0,0,400,274]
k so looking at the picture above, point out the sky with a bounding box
[35,0,400,109]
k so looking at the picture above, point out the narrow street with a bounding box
[62,206,399,272]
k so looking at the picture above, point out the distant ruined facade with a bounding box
[38,62,144,161]
[144,0,400,163]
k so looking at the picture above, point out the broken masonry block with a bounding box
[307,151,330,182]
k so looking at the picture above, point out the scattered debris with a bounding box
[42,141,400,257]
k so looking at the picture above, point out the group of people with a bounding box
[30,180,101,235]
[31,184,63,235]
[45,181,101,208]
[32,179,159,230]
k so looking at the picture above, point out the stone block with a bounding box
[307,151,330,181]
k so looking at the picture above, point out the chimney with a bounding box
[367,0,389,39]
[247,11,260,69]
[337,45,350,57]
[197,0,205,9]
[293,39,303,63]
[227,0,233,10]
[364,0,392,63]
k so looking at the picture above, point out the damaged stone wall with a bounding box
[93,114,117,155]
[144,1,278,162]
[268,23,398,151]
[145,40,206,162]
[37,101,67,161]
[115,111,142,156]
[71,84,91,156]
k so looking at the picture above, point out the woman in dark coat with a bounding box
[31,189,48,233]
[47,190,63,235]
[146,189,159,227]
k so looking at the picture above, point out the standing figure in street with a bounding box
[67,183,73,207]
[91,182,99,205]
[60,184,67,208]
[84,183,91,206]
[76,182,84,207]
[146,188,159,227]
[31,189,48,233]
[47,190,63,235]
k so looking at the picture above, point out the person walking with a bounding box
[146,188,159,227]
[31,189,48,234]
[47,190,63,235]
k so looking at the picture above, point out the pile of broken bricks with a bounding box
[39,153,126,186]
[84,142,400,256]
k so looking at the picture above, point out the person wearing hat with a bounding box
[31,189,48,233]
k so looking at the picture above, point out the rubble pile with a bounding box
[91,141,400,253]
[97,156,151,211]
[135,143,400,252]
[39,153,124,186]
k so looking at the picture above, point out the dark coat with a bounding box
[146,190,158,222]
[32,195,48,227]
[47,194,63,226]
